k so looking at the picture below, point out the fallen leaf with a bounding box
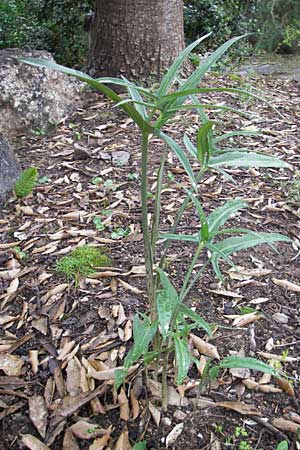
[115,428,132,450]
[69,420,107,440]
[190,334,220,359]
[242,379,282,394]
[6,277,19,295]
[216,401,261,416]
[275,377,295,397]
[272,278,300,292]
[63,428,80,450]
[257,351,299,362]
[118,388,130,421]
[66,358,82,397]
[272,417,300,433]
[117,278,143,294]
[130,388,140,420]
[89,433,111,450]
[0,353,24,376]
[232,312,264,327]
[21,434,51,450]
[29,395,48,438]
[166,423,184,448]
[149,401,161,426]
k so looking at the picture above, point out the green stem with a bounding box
[159,168,206,267]
[179,241,205,301]
[151,145,168,252]
[180,259,210,302]
[141,132,155,319]
[161,348,170,411]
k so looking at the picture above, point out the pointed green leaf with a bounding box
[210,232,291,279]
[209,151,290,168]
[124,314,157,368]
[19,58,153,133]
[196,121,214,166]
[157,268,178,302]
[157,33,211,98]
[159,233,199,243]
[114,368,128,390]
[157,131,197,188]
[183,134,197,158]
[214,130,261,144]
[180,35,247,92]
[207,199,248,233]
[179,304,212,336]
[157,289,178,340]
[122,75,149,119]
[174,335,190,385]
[219,356,280,377]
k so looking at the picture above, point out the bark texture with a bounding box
[88,0,185,80]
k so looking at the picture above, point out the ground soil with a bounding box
[0,71,300,450]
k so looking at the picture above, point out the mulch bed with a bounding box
[1,72,300,450]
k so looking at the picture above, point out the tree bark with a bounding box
[88,0,185,80]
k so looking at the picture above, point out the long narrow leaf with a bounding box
[174,336,190,385]
[214,130,261,143]
[19,58,153,133]
[179,304,212,336]
[122,75,149,119]
[219,356,280,377]
[157,131,197,188]
[180,35,247,92]
[167,103,252,118]
[124,315,158,368]
[183,134,197,158]
[157,33,211,98]
[210,232,291,278]
[209,151,290,168]
[207,199,248,233]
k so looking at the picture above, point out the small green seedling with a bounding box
[127,172,139,180]
[277,441,288,450]
[92,176,103,185]
[56,245,110,285]
[93,216,105,231]
[14,167,39,198]
[111,227,131,240]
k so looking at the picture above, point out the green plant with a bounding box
[56,245,110,285]
[239,441,251,450]
[277,441,288,450]
[21,35,291,409]
[14,167,39,198]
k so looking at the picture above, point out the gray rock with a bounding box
[272,312,289,324]
[0,137,22,206]
[112,150,130,166]
[73,143,91,160]
[99,151,111,161]
[0,48,82,137]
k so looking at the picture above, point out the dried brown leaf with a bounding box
[272,417,300,433]
[0,353,24,376]
[69,421,106,440]
[21,434,51,450]
[66,358,82,397]
[148,401,161,426]
[130,388,140,420]
[190,334,220,360]
[115,428,132,450]
[88,433,111,450]
[118,387,130,421]
[166,423,184,448]
[63,428,80,450]
[216,401,261,416]
[29,395,48,438]
[272,277,300,292]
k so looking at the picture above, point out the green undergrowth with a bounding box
[14,167,38,198]
[56,245,110,285]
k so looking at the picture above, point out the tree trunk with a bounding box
[0,137,21,206]
[88,0,185,80]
